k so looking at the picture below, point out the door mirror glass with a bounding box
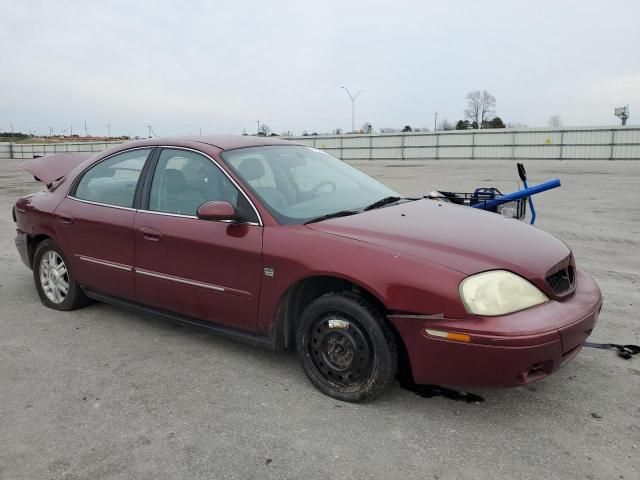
[196,201,237,221]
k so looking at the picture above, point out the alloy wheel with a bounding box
[39,250,69,304]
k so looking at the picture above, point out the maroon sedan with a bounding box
[13,136,603,401]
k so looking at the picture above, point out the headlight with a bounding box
[459,270,548,316]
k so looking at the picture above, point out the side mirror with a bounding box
[196,201,236,221]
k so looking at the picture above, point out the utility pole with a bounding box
[70,124,73,136]
[84,120,88,137]
[146,125,153,138]
[341,86,364,133]
[614,105,629,126]
[434,112,438,131]
[256,120,260,134]
[107,124,111,138]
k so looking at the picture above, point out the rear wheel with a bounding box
[296,292,397,402]
[33,240,89,311]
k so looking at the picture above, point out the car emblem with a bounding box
[263,267,274,277]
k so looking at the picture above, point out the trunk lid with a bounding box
[20,152,92,187]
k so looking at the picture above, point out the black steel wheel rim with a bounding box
[307,314,374,386]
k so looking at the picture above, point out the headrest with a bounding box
[163,168,186,193]
[237,157,265,182]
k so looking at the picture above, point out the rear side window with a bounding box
[74,149,151,207]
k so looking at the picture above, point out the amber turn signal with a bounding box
[423,329,471,343]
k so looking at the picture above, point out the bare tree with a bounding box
[258,124,271,136]
[437,118,454,131]
[548,115,563,128]
[465,90,496,128]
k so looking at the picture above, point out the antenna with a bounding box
[614,105,629,126]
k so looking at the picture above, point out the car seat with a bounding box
[161,168,205,215]
[237,157,288,209]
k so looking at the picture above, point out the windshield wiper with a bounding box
[304,210,360,224]
[363,196,405,211]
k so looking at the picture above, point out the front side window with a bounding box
[74,149,150,207]
[148,149,257,222]
[222,146,398,225]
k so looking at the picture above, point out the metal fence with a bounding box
[2,126,639,160]
[1,141,123,160]
[287,126,640,161]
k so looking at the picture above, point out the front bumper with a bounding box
[15,229,30,268]
[389,269,603,387]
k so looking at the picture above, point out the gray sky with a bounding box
[1,0,639,137]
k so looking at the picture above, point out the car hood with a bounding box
[20,152,92,186]
[306,199,570,280]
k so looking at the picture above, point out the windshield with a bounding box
[222,145,399,225]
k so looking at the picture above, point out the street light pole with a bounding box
[341,86,363,132]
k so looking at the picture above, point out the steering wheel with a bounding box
[308,180,337,198]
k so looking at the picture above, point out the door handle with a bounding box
[58,214,74,225]
[140,226,162,242]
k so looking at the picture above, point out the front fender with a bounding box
[257,225,468,334]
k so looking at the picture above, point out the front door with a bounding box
[54,148,152,300]
[133,148,263,331]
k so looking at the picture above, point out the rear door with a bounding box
[133,147,263,331]
[54,148,153,300]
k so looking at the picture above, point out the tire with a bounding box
[33,239,90,311]
[296,291,397,402]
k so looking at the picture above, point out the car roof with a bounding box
[156,135,297,151]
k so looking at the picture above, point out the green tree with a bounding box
[482,117,506,129]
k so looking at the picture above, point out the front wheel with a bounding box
[33,239,90,311]
[296,292,398,402]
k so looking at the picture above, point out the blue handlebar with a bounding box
[470,179,561,223]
